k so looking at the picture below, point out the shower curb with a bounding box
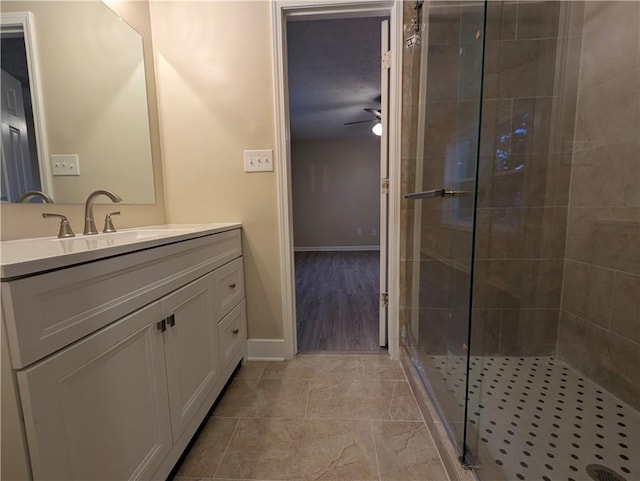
[400,346,477,481]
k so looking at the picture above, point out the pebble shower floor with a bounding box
[432,355,639,481]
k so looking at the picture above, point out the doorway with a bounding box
[271,0,402,360]
[287,16,385,352]
[285,15,388,353]
[0,14,50,203]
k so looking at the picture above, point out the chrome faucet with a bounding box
[83,190,122,235]
[18,190,55,203]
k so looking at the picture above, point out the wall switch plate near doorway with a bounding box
[51,154,80,176]
[243,149,273,172]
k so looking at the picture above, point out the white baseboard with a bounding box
[247,339,286,361]
[294,245,380,252]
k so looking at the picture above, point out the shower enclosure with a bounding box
[400,1,639,481]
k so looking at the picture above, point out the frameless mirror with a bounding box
[0,1,155,204]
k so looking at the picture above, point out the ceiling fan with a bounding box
[344,108,381,126]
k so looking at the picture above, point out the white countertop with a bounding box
[0,223,241,280]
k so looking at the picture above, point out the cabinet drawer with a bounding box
[2,229,241,369]
[213,257,245,320]
[217,300,246,368]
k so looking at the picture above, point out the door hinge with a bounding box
[381,292,389,307]
[381,178,389,194]
[382,50,391,69]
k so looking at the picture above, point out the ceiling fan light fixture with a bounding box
[372,122,383,136]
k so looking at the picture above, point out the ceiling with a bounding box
[286,17,385,140]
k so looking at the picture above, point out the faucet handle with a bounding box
[42,213,75,238]
[103,211,121,233]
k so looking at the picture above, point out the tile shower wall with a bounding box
[470,1,581,358]
[557,1,640,411]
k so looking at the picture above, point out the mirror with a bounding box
[0,1,155,204]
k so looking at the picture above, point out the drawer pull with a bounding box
[232,328,239,335]
[229,282,236,289]
[167,315,175,327]
[157,319,166,332]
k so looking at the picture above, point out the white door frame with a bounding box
[1,12,53,199]
[271,0,403,360]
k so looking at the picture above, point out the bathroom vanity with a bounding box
[0,224,246,480]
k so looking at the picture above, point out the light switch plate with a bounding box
[51,154,80,176]
[243,149,273,172]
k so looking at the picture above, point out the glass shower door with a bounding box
[403,0,486,462]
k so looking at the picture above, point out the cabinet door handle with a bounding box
[167,315,175,327]
[157,319,166,332]
[232,328,239,335]
[229,282,236,289]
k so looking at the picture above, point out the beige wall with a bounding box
[292,137,380,248]
[558,1,640,410]
[0,0,166,240]
[148,1,283,339]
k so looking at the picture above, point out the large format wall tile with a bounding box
[516,1,561,40]
[499,308,560,356]
[574,67,640,151]
[562,260,613,328]
[558,312,640,410]
[610,272,640,343]
[580,1,639,91]
[565,207,640,275]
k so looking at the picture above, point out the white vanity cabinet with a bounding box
[16,303,173,481]
[1,225,247,481]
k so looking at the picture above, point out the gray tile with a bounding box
[235,361,269,379]
[580,1,639,91]
[610,272,640,343]
[565,207,640,275]
[574,67,640,150]
[260,354,363,380]
[361,355,406,380]
[499,309,559,356]
[216,418,379,480]
[562,260,613,329]
[176,418,237,478]
[307,379,421,421]
[373,421,447,481]
[516,1,560,40]
[213,379,308,418]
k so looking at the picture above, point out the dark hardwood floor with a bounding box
[295,251,381,352]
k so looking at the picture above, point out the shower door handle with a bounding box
[404,188,470,200]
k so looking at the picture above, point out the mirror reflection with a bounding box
[0,1,155,204]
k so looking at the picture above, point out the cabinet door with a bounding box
[162,272,220,442]
[17,302,172,481]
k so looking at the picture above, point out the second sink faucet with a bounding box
[84,190,122,235]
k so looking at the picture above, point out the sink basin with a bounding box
[1,223,241,279]
[58,228,198,242]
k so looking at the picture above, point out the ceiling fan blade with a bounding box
[344,119,376,126]
[364,108,382,118]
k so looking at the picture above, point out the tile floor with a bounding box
[173,354,449,481]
